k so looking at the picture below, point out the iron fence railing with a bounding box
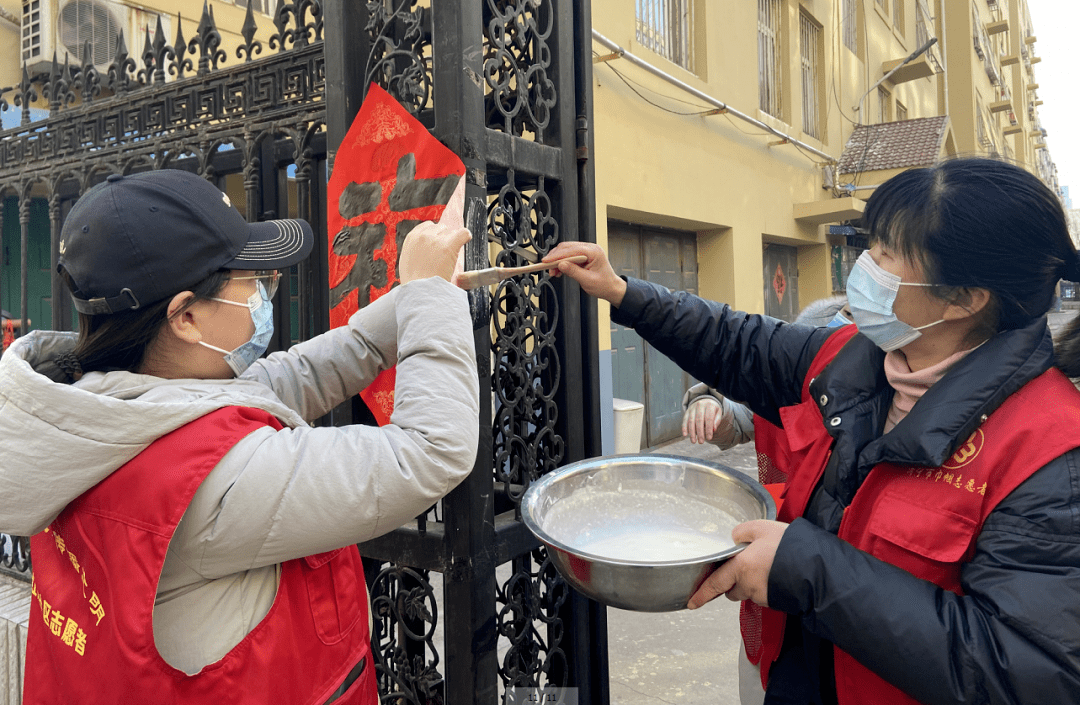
[0,1,605,703]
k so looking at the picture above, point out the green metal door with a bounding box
[2,197,53,332]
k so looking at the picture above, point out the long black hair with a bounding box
[861,157,1080,373]
[57,270,231,379]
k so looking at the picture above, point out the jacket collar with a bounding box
[813,316,1054,468]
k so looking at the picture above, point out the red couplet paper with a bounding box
[326,83,466,425]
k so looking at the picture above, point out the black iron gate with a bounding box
[0,1,605,703]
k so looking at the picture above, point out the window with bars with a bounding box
[22,0,42,62]
[800,13,822,139]
[896,101,908,121]
[636,0,695,71]
[916,0,931,46]
[878,86,891,123]
[233,0,269,13]
[758,0,783,118]
[894,0,905,33]
[843,0,859,54]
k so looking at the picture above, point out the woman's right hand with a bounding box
[683,397,723,444]
[399,221,471,284]
[543,242,627,307]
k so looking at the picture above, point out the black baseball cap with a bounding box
[57,170,315,315]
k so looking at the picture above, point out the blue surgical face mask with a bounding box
[827,311,852,328]
[198,281,274,376]
[846,250,943,352]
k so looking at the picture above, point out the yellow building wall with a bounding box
[591,0,946,349]
[1,0,24,90]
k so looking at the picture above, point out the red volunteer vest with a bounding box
[741,326,858,667]
[751,328,1080,705]
[24,407,377,705]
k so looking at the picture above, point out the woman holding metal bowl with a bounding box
[545,157,1080,705]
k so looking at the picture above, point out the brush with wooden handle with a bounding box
[455,255,587,290]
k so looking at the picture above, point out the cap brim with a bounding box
[226,219,315,270]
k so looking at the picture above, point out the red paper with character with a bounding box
[327,84,467,425]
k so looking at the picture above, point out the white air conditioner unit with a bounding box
[21,0,170,79]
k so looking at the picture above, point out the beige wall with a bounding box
[0,0,23,90]
[592,0,1060,356]
[591,0,946,348]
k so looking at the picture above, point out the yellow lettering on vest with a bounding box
[74,628,87,656]
[88,591,105,627]
[61,617,79,646]
[944,429,985,470]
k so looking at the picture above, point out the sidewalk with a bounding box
[602,437,754,705]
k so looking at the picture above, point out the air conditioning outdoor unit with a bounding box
[21,0,169,78]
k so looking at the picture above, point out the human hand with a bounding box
[543,242,627,307]
[687,520,788,609]
[399,221,471,284]
[683,397,724,444]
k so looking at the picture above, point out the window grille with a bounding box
[916,0,930,45]
[977,109,991,149]
[843,0,858,53]
[758,0,782,118]
[972,7,985,59]
[896,101,908,121]
[636,0,695,71]
[800,13,821,139]
[21,0,42,62]
[894,0,904,30]
[877,87,890,123]
[234,0,268,13]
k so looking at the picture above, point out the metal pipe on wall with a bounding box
[591,29,836,164]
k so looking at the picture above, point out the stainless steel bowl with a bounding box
[521,454,776,612]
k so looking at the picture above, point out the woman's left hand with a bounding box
[687,520,788,609]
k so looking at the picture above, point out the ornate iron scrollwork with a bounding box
[370,565,443,705]
[483,0,557,142]
[364,0,434,116]
[272,0,324,51]
[490,170,565,507]
[0,0,598,700]
[497,547,570,693]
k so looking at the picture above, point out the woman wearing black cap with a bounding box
[545,157,1080,705]
[0,169,478,705]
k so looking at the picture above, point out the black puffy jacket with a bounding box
[612,278,1080,705]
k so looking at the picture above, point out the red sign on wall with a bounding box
[773,263,786,304]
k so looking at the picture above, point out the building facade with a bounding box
[592,0,1062,447]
